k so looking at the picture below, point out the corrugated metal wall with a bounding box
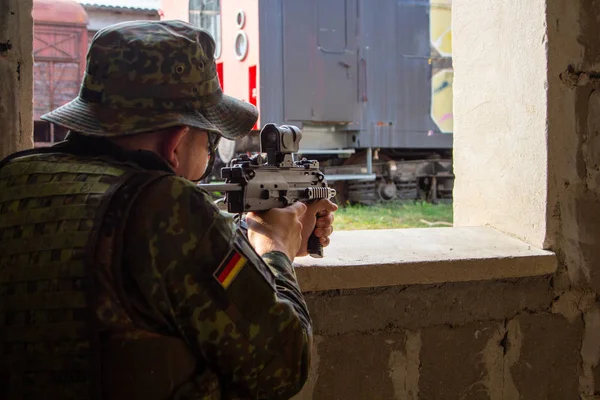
[259,0,453,150]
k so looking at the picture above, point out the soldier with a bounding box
[0,20,337,399]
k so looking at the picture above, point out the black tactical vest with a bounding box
[0,147,178,400]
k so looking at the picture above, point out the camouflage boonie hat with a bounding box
[41,20,258,140]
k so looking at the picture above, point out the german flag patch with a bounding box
[214,248,247,289]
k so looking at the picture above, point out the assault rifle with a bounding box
[198,124,336,258]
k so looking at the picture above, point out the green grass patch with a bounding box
[334,201,453,230]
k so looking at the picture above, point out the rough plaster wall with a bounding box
[451,0,600,397]
[546,1,600,398]
[295,278,585,400]
[0,0,33,159]
[452,0,549,248]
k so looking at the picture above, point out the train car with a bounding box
[163,0,455,204]
[32,0,89,147]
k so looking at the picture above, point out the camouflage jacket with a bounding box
[1,135,313,399]
[120,161,313,398]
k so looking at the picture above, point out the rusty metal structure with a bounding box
[32,0,88,147]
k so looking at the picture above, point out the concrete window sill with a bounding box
[293,227,556,291]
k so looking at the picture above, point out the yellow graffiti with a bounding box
[431,69,453,134]
[430,0,452,57]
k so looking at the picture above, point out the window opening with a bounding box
[189,0,222,59]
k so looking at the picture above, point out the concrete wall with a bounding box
[295,276,584,399]
[545,1,600,396]
[452,0,549,248]
[0,0,33,159]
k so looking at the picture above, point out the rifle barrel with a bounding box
[198,183,243,192]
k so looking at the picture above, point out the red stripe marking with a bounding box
[249,65,258,130]
[216,62,224,91]
[217,252,241,282]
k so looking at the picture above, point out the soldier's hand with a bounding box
[296,199,338,257]
[246,201,307,261]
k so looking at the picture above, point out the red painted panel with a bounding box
[216,62,224,91]
[32,23,86,121]
[249,65,257,130]
[34,28,80,60]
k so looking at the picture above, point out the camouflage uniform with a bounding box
[0,21,312,400]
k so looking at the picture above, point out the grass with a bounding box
[201,181,453,230]
[334,201,453,230]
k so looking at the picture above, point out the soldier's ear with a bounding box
[162,126,190,170]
